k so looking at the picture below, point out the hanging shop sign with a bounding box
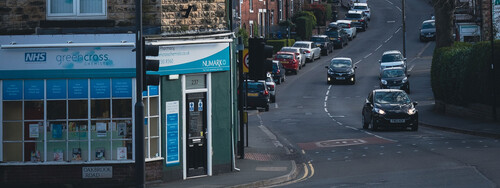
[149,43,230,75]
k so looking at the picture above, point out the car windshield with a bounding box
[353,6,367,10]
[280,48,296,53]
[381,54,403,62]
[382,69,405,78]
[276,54,293,59]
[245,82,264,90]
[330,60,352,68]
[374,91,411,104]
[346,13,362,19]
[311,37,326,42]
[422,22,435,29]
[265,77,273,82]
[293,43,309,48]
[325,30,339,37]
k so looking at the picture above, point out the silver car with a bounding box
[292,41,321,62]
[379,50,407,75]
[279,47,306,68]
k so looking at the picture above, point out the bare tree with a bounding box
[432,0,456,48]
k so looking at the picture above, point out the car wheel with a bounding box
[282,74,286,82]
[294,69,298,75]
[362,114,368,129]
[277,77,281,84]
[370,117,378,131]
[271,95,276,103]
[340,42,344,49]
[411,121,418,131]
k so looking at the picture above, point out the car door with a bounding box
[312,43,321,58]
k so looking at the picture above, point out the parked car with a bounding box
[271,60,286,84]
[325,27,349,49]
[351,3,371,21]
[341,0,366,8]
[325,57,357,84]
[362,89,418,131]
[345,10,368,31]
[279,47,306,68]
[292,41,321,62]
[420,19,436,42]
[379,67,410,94]
[379,50,407,74]
[274,52,300,74]
[244,80,270,111]
[336,20,357,40]
[311,35,334,56]
[265,74,277,103]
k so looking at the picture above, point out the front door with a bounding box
[186,92,207,177]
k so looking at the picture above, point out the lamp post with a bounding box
[491,0,496,120]
[402,0,406,58]
[134,0,145,187]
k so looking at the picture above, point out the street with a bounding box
[249,0,500,187]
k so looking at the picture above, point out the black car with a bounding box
[243,80,270,111]
[362,89,418,131]
[345,10,368,31]
[379,67,410,94]
[311,35,334,56]
[325,57,356,84]
[420,20,436,42]
[271,60,286,84]
[324,27,349,49]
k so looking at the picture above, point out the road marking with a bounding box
[408,64,415,72]
[363,53,372,59]
[385,0,394,5]
[354,60,362,65]
[375,44,383,51]
[324,108,328,113]
[385,36,393,43]
[395,27,401,34]
[387,20,396,23]
[337,122,343,125]
[275,103,279,108]
[396,6,402,12]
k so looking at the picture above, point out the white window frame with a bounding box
[47,0,107,20]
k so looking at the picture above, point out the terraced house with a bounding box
[0,0,239,186]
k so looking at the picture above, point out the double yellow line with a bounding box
[267,161,315,187]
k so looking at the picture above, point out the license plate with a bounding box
[280,61,288,64]
[426,35,433,37]
[389,86,400,89]
[247,93,258,97]
[335,77,345,80]
[390,119,405,123]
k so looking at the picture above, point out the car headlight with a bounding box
[408,108,417,115]
[374,108,386,115]
[381,80,388,85]
[402,77,408,83]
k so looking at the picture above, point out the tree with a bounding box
[432,0,456,48]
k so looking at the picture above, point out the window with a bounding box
[250,0,253,12]
[47,0,106,19]
[143,86,161,159]
[1,78,138,163]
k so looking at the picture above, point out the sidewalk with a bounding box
[149,112,298,188]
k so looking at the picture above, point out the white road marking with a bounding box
[363,53,372,59]
[395,27,401,34]
[396,6,402,12]
[275,103,279,108]
[337,122,343,125]
[387,20,396,23]
[408,64,415,72]
[375,44,383,51]
[354,60,362,65]
[385,0,393,5]
[324,108,328,113]
[385,36,393,43]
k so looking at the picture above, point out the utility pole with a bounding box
[238,37,245,159]
[490,0,496,120]
[134,0,145,187]
[402,0,406,57]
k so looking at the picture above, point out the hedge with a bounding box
[295,17,313,41]
[431,40,500,106]
[267,39,296,53]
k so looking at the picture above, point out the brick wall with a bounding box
[159,0,228,33]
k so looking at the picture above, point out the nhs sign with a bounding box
[25,52,46,62]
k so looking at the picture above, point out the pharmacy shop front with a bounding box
[0,34,163,187]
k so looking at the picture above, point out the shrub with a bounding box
[295,17,313,41]
[267,39,296,53]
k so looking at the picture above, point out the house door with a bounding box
[186,92,207,177]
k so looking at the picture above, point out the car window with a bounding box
[311,37,326,42]
[374,91,411,104]
[265,77,273,82]
[346,13,362,19]
[280,48,295,53]
[293,43,309,48]
[325,30,339,37]
[330,60,352,68]
[276,54,293,59]
[246,82,264,90]
[337,23,350,28]
[381,54,403,62]
[422,22,435,29]
[382,69,405,78]
[353,6,367,10]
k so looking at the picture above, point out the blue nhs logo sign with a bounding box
[25,52,47,62]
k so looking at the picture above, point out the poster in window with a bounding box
[96,122,107,137]
[31,150,41,162]
[69,122,78,132]
[72,148,82,161]
[52,124,62,138]
[117,122,127,137]
[53,149,64,161]
[29,124,39,138]
[95,148,105,160]
[117,147,127,160]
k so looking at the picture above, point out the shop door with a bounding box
[186,92,207,177]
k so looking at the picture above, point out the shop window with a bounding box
[1,79,134,163]
[143,86,161,159]
[47,0,106,19]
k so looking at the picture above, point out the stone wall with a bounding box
[160,0,228,33]
[0,0,45,34]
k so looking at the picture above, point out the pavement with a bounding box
[151,58,500,188]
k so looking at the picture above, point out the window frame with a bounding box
[46,0,107,20]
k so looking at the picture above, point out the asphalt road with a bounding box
[249,0,500,187]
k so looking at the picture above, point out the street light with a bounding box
[402,0,406,58]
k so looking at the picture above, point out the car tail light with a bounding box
[348,24,351,28]
[305,50,311,53]
[264,90,269,95]
[269,85,275,89]
[295,52,300,56]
